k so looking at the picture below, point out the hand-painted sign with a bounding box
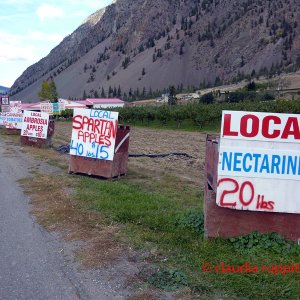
[0,112,7,126]
[1,96,10,106]
[4,113,23,129]
[70,108,118,161]
[40,103,53,114]
[9,101,22,113]
[21,111,49,139]
[217,110,300,214]
[41,102,62,115]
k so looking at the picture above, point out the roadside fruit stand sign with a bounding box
[217,110,300,214]
[70,108,118,161]
[41,102,62,115]
[21,111,49,139]
[0,112,7,126]
[4,113,23,129]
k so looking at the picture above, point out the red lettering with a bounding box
[281,117,300,139]
[262,116,281,138]
[78,130,85,141]
[104,136,111,147]
[240,114,259,137]
[89,133,96,143]
[94,119,101,134]
[217,178,238,207]
[239,181,254,206]
[222,114,238,137]
[72,115,83,130]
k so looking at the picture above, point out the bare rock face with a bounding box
[10,0,300,101]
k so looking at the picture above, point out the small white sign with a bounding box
[21,111,49,139]
[70,108,119,161]
[4,113,23,129]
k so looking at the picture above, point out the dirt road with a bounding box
[0,138,129,300]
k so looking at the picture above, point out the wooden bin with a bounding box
[204,134,300,243]
[68,125,130,179]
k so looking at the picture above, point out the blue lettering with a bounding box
[243,153,252,172]
[253,154,261,172]
[90,109,113,119]
[271,155,281,174]
[259,154,270,174]
[281,155,286,174]
[222,152,232,171]
[233,152,242,172]
[287,156,297,175]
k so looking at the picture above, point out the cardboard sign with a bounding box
[217,110,300,214]
[1,96,10,106]
[21,111,49,139]
[9,101,22,113]
[4,113,23,129]
[70,108,118,161]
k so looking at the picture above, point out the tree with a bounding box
[49,80,58,102]
[38,80,50,100]
[101,87,106,98]
[83,90,87,99]
[142,68,146,76]
[246,81,256,91]
[200,92,214,104]
[168,86,177,105]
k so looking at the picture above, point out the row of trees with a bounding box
[109,99,300,129]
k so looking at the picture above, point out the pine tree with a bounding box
[168,86,177,105]
[49,80,58,102]
[117,86,121,97]
[101,87,106,98]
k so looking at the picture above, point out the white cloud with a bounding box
[36,4,65,21]
[0,43,37,62]
[28,31,65,43]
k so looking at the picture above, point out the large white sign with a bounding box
[21,111,49,139]
[70,108,118,161]
[217,110,300,214]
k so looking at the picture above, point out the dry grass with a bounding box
[19,173,124,268]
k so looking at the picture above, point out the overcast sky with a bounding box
[0,0,113,88]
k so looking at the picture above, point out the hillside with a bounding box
[10,0,300,102]
[0,86,9,94]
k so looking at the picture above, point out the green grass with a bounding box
[75,174,300,299]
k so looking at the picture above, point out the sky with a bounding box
[0,0,113,88]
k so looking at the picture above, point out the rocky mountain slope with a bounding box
[10,0,300,102]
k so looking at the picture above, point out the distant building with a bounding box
[156,94,169,103]
[76,98,125,109]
